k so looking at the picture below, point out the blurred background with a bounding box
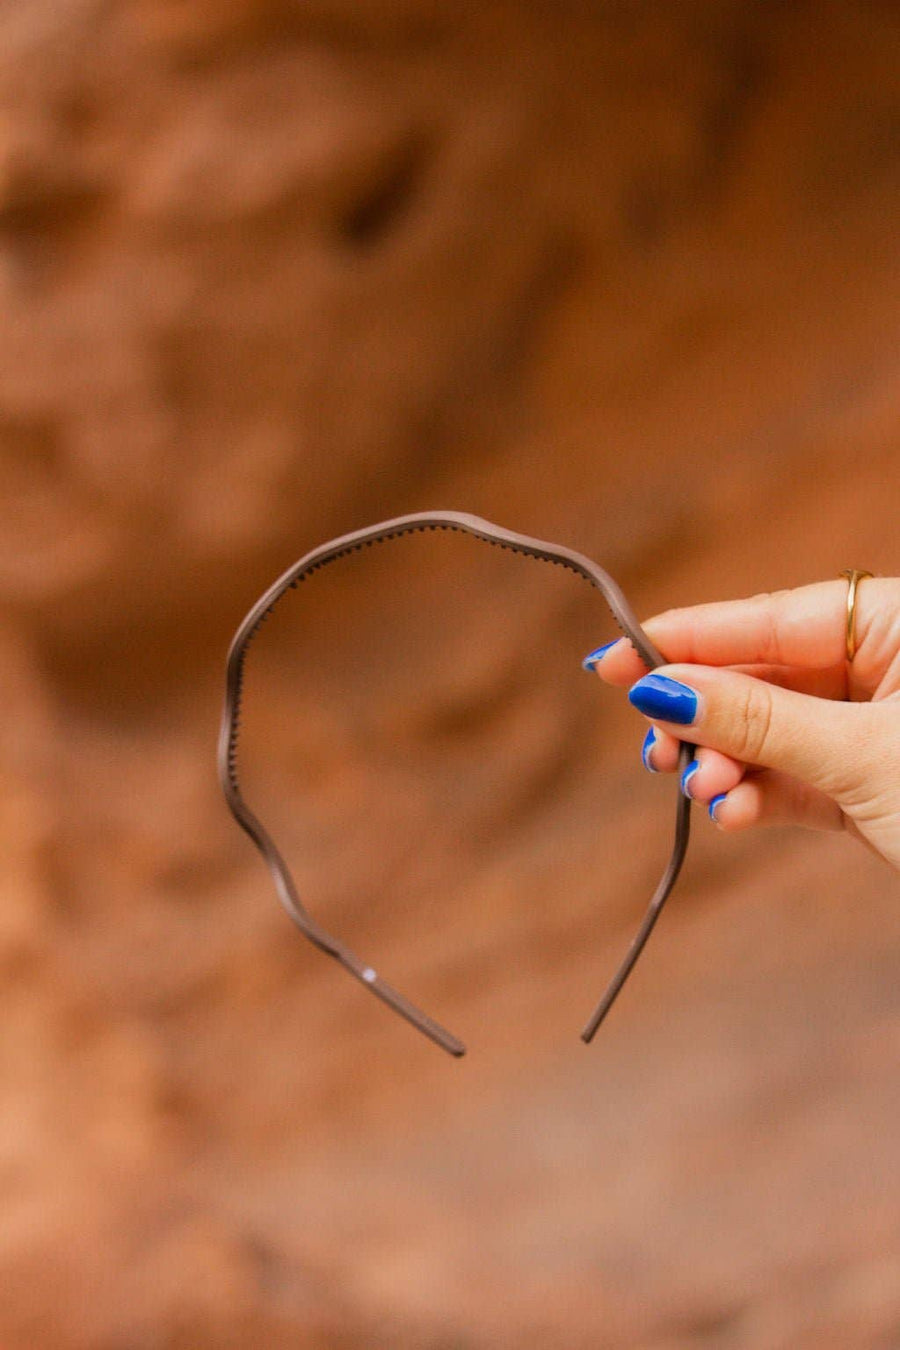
[2,1,900,1346]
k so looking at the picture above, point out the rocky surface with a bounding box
[2,1,900,1345]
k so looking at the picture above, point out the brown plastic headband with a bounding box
[218,510,693,1057]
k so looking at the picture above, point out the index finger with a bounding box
[586,580,864,689]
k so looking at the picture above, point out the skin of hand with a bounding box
[583,579,900,873]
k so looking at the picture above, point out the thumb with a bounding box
[627,664,876,801]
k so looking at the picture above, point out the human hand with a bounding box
[583,579,900,872]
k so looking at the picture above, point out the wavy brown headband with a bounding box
[218,510,694,1057]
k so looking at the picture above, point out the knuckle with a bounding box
[733,680,775,764]
[748,588,792,602]
[750,589,792,664]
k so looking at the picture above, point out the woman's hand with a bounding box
[583,579,900,872]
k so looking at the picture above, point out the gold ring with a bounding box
[839,568,873,662]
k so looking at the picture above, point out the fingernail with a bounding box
[582,639,619,671]
[708,793,727,824]
[641,727,659,773]
[628,673,699,725]
[680,758,700,798]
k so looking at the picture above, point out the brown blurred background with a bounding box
[3,1,900,1346]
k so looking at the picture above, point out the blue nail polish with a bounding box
[680,759,700,798]
[641,727,658,773]
[628,673,699,725]
[582,639,619,671]
[709,793,727,823]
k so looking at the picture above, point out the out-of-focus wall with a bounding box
[2,2,900,1346]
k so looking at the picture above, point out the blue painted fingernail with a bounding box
[628,673,699,725]
[709,793,727,823]
[680,759,700,798]
[582,639,619,671]
[641,727,659,773]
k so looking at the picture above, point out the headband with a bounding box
[218,510,693,1056]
